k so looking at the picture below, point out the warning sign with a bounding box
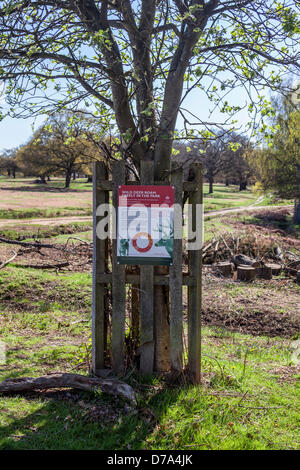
[117,185,174,265]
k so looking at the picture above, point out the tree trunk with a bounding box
[239,180,247,191]
[225,179,229,187]
[208,176,214,194]
[65,169,72,188]
[154,266,170,372]
[294,199,300,224]
[73,171,76,180]
[152,154,172,373]
[12,169,16,178]
[87,175,93,183]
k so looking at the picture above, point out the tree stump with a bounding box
[265,263,281,276]
[256,266,272,280]
[212,262,233,277]
[237,265,256,282]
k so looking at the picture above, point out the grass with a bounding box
[0,267,299,450]
[0,222,93,241]
[0,176,92,192]
[0,207,92,220]
[203,184,257,212]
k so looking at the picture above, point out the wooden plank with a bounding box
[97,181,197,192]
[170,164,183,372]
[139,161,154,376]
[188,163,203,383]
[92,161,108,373]
[111,161,126,374]
[97,273,196,286]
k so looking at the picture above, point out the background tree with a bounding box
[0,0,299,371]
[222,133,253,191]
[250,109,300,222]
[173,131,253,193]
[17,113,101,188]
[16,130,53,184]
[0,148,19,178]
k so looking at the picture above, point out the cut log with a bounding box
[237,265,256,282]
[265,263,281,276]
[0,373,136,405]
[233,254,260,268]
[212,262,233,277]
[256,266,272,280]
[274,246,284,262]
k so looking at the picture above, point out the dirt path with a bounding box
[0,215,92,228]
[0,204,293,228]
[204,204,292,218]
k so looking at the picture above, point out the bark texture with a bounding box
[154,266,171,372]
[0,373,136,404]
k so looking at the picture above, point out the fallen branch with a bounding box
[16,261,69,270]
[0,373,136,405]
[0,237,65,251]
[65,237,92,246]
[0,250,17,269]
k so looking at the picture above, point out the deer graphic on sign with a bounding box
[154,214,174,257]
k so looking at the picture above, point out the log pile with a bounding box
[199,233,300,283]
[0,237,93,271]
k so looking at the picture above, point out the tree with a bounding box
[222,133,253,191]
[0,1,299,372]
[250,109,300,222]
[17,113,100,187]
[16,130,52,183]
[0,148,19,177]
[177,134,228,194]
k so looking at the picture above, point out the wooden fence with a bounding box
[92,160,203,383]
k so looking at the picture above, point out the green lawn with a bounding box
[0,267,298,450]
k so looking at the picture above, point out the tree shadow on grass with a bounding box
[0,383,183,450]
[0,185,89,193]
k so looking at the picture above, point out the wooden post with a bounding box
[188,163,203,383]
[92,161,108,374]
[139,161,154,375]
[111,161,126,374]
[170,164,183,372]
[131,283,139,345]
